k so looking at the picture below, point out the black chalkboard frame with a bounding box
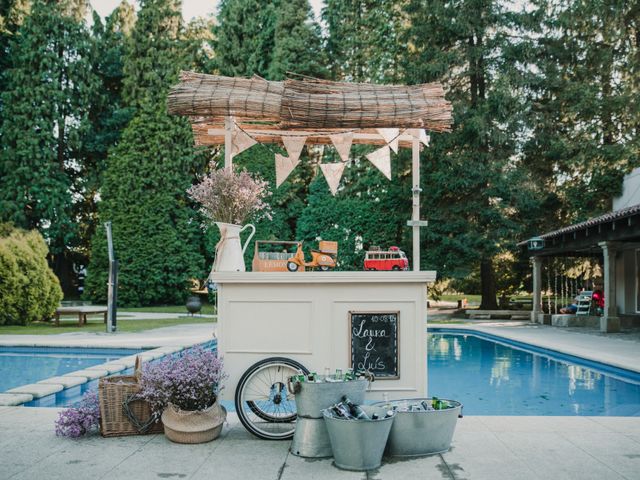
[348,310,400,380]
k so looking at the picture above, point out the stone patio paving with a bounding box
[1,407,638,480]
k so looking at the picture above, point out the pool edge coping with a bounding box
[0,341,216,406]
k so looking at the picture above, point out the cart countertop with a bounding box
[210,271,436,284]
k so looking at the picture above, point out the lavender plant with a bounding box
[138,346,227,413]
[55,390,100,438]
[187,164,272,225]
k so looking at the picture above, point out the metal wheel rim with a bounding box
[238,362,300,439]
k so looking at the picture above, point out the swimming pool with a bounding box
[0,346,144,392]
[428,330,640,416]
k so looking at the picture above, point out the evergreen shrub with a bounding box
[0,224,63,325]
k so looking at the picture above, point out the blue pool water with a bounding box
[428,331,640,416]
[0,346,144,392]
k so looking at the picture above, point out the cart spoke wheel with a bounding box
[235,357,308,440]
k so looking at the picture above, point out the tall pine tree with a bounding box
[404,0,535,308]
[521,0,639,228]
[84,0,205,305]
[0,0,98,295]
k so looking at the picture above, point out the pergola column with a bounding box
[598,241,620,333]
[531,256,543,323]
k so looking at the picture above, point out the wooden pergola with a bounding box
[168,72,453,271]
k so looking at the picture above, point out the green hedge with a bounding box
[0,225,63,325]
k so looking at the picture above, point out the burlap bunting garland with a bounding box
[231,128,257,156]
[275,153,300,187]
[320,163,346,195]
[282,136,307,162]
[377,128,400,153]
[329,132,354,162]
[365,145,392,180]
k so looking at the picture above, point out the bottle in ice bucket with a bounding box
[344,368,354,381]
[432,396,449,410]
[342,395,369,420]
[335,368,343,381]
[331,402,352,418]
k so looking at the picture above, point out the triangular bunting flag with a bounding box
[232,129,257,156]
[275,153,300,187]
[282,136,307,162]
[320,163,346,195]
[366,145,392,180]
[329,132,354,162]
[408,129,430,147]
[419,129,430,147]
[377,128,400,154]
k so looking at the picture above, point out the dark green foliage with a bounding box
[213,0,279,77]
[213,0,325,79]
[0,0,98,295]
[74,3,135,266]
[323,0,405,82]
[0,224,63,325]
[404,0,537,308]
[84,0,205,306]
[85,106,204,306]
[268,0,327,80]
[520,0,639,226]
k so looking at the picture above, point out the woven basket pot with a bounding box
[161,402,227,444]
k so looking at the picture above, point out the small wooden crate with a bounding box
[318,241,338,254]
[252,241,304,272]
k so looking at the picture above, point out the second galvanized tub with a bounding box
[372,398,462,457]
[322,406,395,471]
[293,378,369,418]
[290,417,333,458]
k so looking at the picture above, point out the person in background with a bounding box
[559,292,581,314]
[592,284,605,315]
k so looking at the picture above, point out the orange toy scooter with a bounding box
[286,241,338,272]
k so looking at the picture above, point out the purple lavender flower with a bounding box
[55,390,100,438]
[187,165,272,225]
[138,346,227,413]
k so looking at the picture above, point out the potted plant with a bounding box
[138,346,228,444]
[188,163,271,272]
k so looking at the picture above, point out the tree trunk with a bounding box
[50,252,76,299]
[479,257,498,309]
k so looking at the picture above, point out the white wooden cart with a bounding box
[168,73,450,439]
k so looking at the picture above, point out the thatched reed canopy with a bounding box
[168,72,452,147]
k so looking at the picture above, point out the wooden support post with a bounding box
[224,116,233,170]
[412,134,421,271]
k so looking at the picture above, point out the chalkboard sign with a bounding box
[349,311,399,379]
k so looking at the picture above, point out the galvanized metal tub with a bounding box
[290,417,333,458]
[372,398,462,457]
[322,406,395,471]
[293,378,368,418]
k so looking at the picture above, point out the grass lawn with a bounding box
[436,294,482,303]
[119,304,216,315]
[0,316,215,335]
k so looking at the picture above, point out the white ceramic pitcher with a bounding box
[213,222,256,272]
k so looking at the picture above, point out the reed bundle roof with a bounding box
[168,71,453,147]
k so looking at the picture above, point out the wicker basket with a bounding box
[161,402,227,444]
[98,357,163,437]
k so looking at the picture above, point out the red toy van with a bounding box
[364,246,409,271]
